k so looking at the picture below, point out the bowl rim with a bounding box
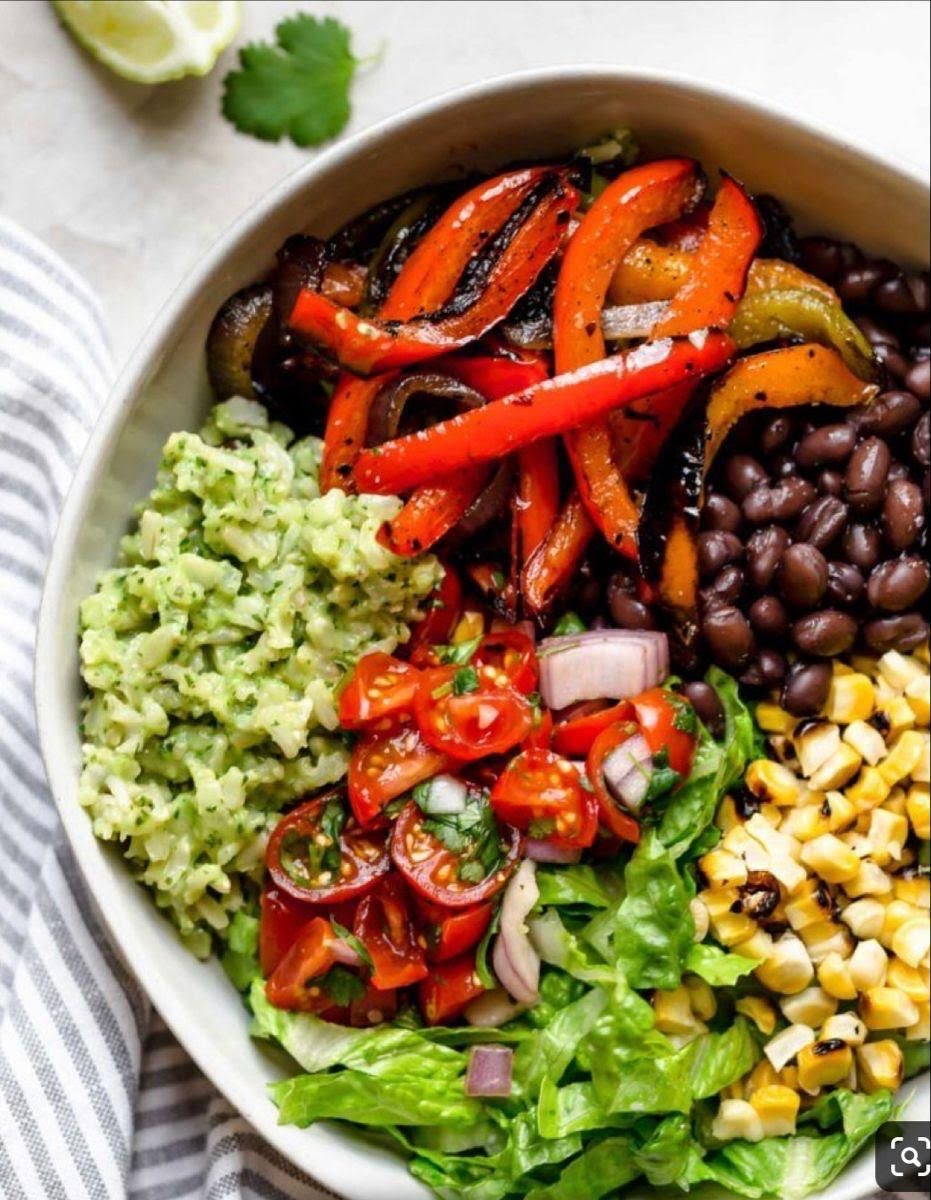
[35,63,930,1200]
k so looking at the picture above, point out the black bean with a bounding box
[795,424,857,469]
[826,561,865,607]
[725,454,769,500]
[912,412,930,467]
[749,595,790,640]
[680,682,725,738]
[698,530,743,580]
[743,477,816,523]
[702,605,755,670]
[702,493,742,533]
[863,612,930,653]
[782,661,832,716]
[746,526,790,592]
[817,470,845,497]
[882,349,911,382]
[873,272,930,316]
[845,437,891,513]
[883,478,925,550]
[708,565,745,605]
[779,543,829,609]
[857,390,921,437]
[798,236,859,283]
[867,556,930,613]
[754,649,788,686]
[906,358,930,401]
[855,317,899,351]
[842,523,882,571]
[836,262,891,305]
[792,609,857,656]
[887,462,911,483]
[609,594,657,630]
[795,495,848,549]
[761,415,795,456]
[769,453,798,479]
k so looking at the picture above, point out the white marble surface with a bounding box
[0,0,928,366]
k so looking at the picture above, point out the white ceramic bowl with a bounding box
[36,67,930,1200]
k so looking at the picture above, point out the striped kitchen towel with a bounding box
[0,215,335,1200]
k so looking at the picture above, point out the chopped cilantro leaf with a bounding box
[330,920,373,970]
[280,798,344,886]
[421,789,502,884]
[452,666,480,695]
[552,611,587,636]
[435,636,482,666]
[669,690,699,734]
[528,817,556,839]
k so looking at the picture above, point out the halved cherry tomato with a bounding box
[348,722,450,825]
[259,883,317,976]
[414,667,533,762]
[408,564,463,665]
[631,687,697,778]
[586,722,643,843]
[338,653,421,729]
[353,876,429,989]
[346,982,399,1027]
[524,707,553,751]
[472,629,538,695]
[267,792,390,904]
[552,700,634,758]
[419,953,486,1025]
[265,916,338,1011]
[391,799,521,908]
[414,897,494,963]
[490,748,598,849]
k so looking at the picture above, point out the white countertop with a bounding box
[1,0,928,366]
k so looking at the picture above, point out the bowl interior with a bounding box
[36,69,930,1200]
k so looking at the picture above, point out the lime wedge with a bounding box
[52,0,242,83]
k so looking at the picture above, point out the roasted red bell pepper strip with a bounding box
[652,174,763,337]
[292,178,578,377]
[610,379,697,484]
[554,158,703,555]
[320,167,553,491]
[521,491,596,618]
[353,333,735,495]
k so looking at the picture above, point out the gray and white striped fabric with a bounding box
[0,216,333,1200]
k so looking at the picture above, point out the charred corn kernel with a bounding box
[736,996,778,1035]
[745,1060,781,1094]
[720,1080,746,1102]
[712,1100,764,1143]
[866,809,909,865]
[699,887,740,919]
[817,952,858,1000]
[809,745,862,792]
[856,1040,905,1092]
[843,720,887,766]
[892,918,931,969]
[684,976,717,1021]
[825,674,874,724]
[749,1086,800,1137]
[799,834,861,883]
[796,722,841,778]
[880,730,925,787]
[894,873,930,909]
[916,642,930,665]
[820,791,857,834]
[820,1012,867,1046]
[755,935,814,994]
[759,802,783,828]
[715,796,743,834]
[839,898,883,941]
[769,735,799,768]
[849,939,889,991]
[745,815,806,888]
[906,784,930,840]
[843,861,894,898]
[779,805,825,842]
[689,897,710,943]
[779,1064,800,1090]
[878,650,926,690]
[914,732,930,784]
[840,829,873,858]
[833,660,856,676]
[886,957,931,1003]
[733,927,775,961]
[800,920,854,964]
[780,986,837,1027]
[881,697,918,739]
[746,759,802,807]
[880,900,920,946]
[452,611,484,643]
[846,767,891,812]
[850,654,879,676]
[883,787,908,816]
[756,703,797,734]
[860,986,919,1030]
[699,849,748,888]
[906,1001,931,1041]
[785,879,836,933]
[904,677,930,724]
[797,1041,853,1092]
[764,1023,816,1071]
[712,911,758,947]
[653,987,702,1035]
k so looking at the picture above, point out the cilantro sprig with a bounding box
[414,787,502,885]
[222,14,370,148]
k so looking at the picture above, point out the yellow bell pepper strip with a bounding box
[352,332,735,496]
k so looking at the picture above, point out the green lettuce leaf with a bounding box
[273,1068,483,1129]
[535,863,621,910]
[686,942,759,985]
[524,1135,638,1200]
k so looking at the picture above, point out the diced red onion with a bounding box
[601,300,670,340]
[330,938,363,968]
[418,774,468,815]
[602,733,653,812]
[465,988,527,1027]
[524,839,582,864]
[538,630,669,710]
[465,1045,514,1097]
[491,860,540,1005]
